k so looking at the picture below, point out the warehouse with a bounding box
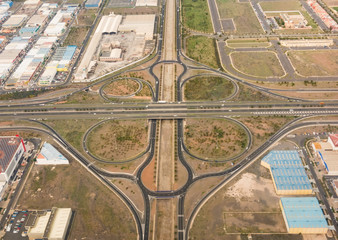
[136,0,157,6]
[118,14,155,40]
[19,26,40,38]
[85,0,102,8]
[36,142,69,165]
[312,138,338,175]
[26,14,49,27]
[100,48,122,62]
[280,197,328,234]
[75,13,122,80]
[27,208,72,240]
[39,67,57,85]
[2,14,27,28]
[328,134,338,150]
[0,136,25,182]
[261,150,313,195]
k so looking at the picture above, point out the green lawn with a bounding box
[186,36,220,68]
[230,51,285,77]
[184,76,234,101]
[216,0,263,33]
[182,0,213,33]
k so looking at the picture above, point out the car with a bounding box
[13,230,19,234]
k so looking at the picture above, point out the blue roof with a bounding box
[281,197,328,229]
[262,150,312,191]
[40,142,68,162]
[62,45,76,60]
[19,26,39,33]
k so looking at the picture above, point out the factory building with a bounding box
[118,14,156,40]
[2,14,27,28]
[136,0,157,6]
[27,208,72,240]
[312,135,338,175]
[7,37,57,88]
[261,150,313,195]
[0,37,29,82]
[85,0,102,8]
[36,142,69,165]
[280,197,328,234]
[19,26,40,38]
[0,136,25,182]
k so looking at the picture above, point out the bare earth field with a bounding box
[184,118,248,160]
[103,79,140,96]
[324,0,338,6]
[17,162,137,240]
[287,50,338,76]
[189,160,285,239]
[233,83,281,102]
[216,0,264,33]
[87,120,148,161]
[230,51,285,78]
[259,0,302,11]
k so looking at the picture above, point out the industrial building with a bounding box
[8,36,57,88]
[118,14,156,40]
[2,14,27,28]
[26,14,49,27]
[85,0,102,8]
[36,142,69,165]
[100,48,122,62]
[261,150,313,195]
[27,208,72,240]
[136,0,157,6]
[19,26,40,38]
[280,197,328,234]
[312,135,338,175]
[0,37,29,81]
[0,136,25,183]
[280,13,309,29]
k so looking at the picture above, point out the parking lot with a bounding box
[3,210,30,239]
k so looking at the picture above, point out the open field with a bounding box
[271,90,338,100]
[259,0,302,11]
[216,0,263,33]
[184,118,248,160]
[184,76,234,101]
[44,119,100,151]
[182,0,213,32]
[63,26,90,47]
[65,91,106,104]
[186,36,220,69]
[230,51,285,78]
[226,39,270,48]
[189,159,285,239]
[87,120,148,162]
[324,0,338,6]
[17,162,137,240]
[103,79,140,96]
[287,50,338,76]
[76,9,96,26]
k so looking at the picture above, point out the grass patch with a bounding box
[186,36,220,69]
[18,163,137,239]
[230,51,285,78]
[287,50,338,76]
[333,7,338,11]
[233,83,278,102]
[182,0,213,33]
[216,0,263,33]
[227,39,270,48]
[184,76,234,101]
[87,120,148,162]
[63,26,90,47]
[184,118,248,160]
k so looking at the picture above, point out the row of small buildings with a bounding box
[0,1,78,88]
[307,0,338,31]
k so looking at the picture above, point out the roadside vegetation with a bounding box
[182,0,213,33]
[230,51,285,78]
[63,26,90,47]
[103,79,140,96]
[186,36,220,69]
[184,76,234,101]
[233,83,280,102]
[18,163,137,239]
[184,118,248,160]
[87,120,148,162]
[226,39,270,48]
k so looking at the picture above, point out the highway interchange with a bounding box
[0,0,338,239]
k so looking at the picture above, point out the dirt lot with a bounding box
[76,9,96,26]
[324,0,338,6]
[87,120,148,162]
[17,162,137,240]
[63,26,90,47]
[271,90,338,100]
[141,156,156,191]
[103,79,140,96]
[216,0,264,33]
[287,50,338,76]
[230,51,285,78]
[183,76,234,101]
[184,118,248,160]
[154,199,176,240]
[233,83,282,102]
[189,160,286,239]
[259,0,302,11]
